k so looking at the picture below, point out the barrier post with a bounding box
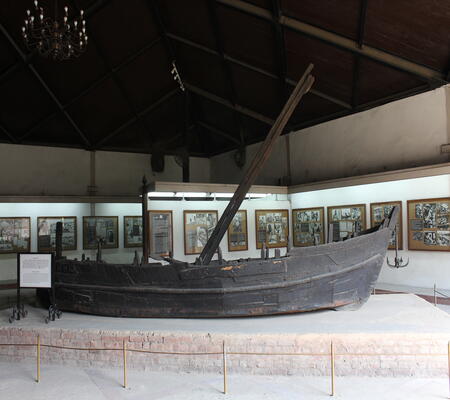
[223,341,227,394]
[330,341,335,396]
[447,341,450,399]
[36,334,40,383]
[434,284,437,306]
[123,340,127,389]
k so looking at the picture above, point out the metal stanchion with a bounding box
[447,341,450,399]
[123,340,127,389]
[36,335,40,383]
[434,284,437,306]
[223,341,227,394]
[330,341,335,396]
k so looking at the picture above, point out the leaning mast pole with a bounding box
[198,64,315,265]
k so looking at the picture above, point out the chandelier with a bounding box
[22,0,88,61]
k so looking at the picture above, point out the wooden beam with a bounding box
[185,83,275,125]
[198,121,241,145]
[96,89,179,148]
[0,23,92,149]
[167,32,351,110]
[216,0,447,84]
[199,65,314,265]
[0,123,18,144]
[21,37,162,142]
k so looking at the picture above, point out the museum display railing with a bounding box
[434,284,450,307]
[0,336,449,396]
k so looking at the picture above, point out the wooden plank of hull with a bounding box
[53,227,390,318]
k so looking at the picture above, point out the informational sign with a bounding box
[19,253,52,288]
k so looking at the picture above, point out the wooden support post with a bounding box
[447,341,450,399]
[141,176,149,264]
[223,341,227,394]
[36,334,40,383]
[330,341,335,396]
[123,340,127,389]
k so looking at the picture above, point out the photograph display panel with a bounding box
[255,209,289,249]
[184,211,218,255]
[370,202,402,250]
[227,210,248,251]
[37,216,77,252]
[0,217,31,253]
[407,198,450,251]
[292,207,324,247]
[124,216,143,248]
[149,211,173,256]
[327,204,366,242]
[82,216,119,249]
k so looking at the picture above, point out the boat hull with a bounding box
[53,225,391,318]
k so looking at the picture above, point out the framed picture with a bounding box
[407,197,450,251]
[255,209,289,249]
[228,210,248,251]
[327,204,366,242]
[0,217,31,254]
[124,216,143,248]
[37,216,77,252]
[184,210,218,255]
[82,216,118,250]
[292,207,325,247]
[149,211,173,256]
[370,201,403,250]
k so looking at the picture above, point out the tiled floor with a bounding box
[0,361,448,400]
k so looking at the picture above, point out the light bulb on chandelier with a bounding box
[22,0,88,61]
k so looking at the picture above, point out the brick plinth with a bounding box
[0,327,448,377]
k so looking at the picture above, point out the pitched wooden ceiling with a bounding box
[0,0,448,157]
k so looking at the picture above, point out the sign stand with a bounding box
[9,253,61,324]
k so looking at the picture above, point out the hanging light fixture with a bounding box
[22,0,88,61]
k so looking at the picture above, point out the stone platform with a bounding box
[0,294,449,377]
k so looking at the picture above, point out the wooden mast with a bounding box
[198,64,315,265]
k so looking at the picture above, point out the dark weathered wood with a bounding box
[141,176,149,263]
[198,64,315,265]
[52,208,398,317]
[55,222,63,260]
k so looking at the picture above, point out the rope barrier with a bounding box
[0,342,447,357]
[0,337,448,398]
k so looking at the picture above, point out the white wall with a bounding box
[0,196,290,281]
[290,174,450,290]
[0,144,210,196]
[210,85,450,185]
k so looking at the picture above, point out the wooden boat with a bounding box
[54,213,397,317]
[51,65,398,318]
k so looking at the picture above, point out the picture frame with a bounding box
[124,216,143,248]
[0,217,31,254]
[370,201,403,250]
[227,210,248,251]
[327,204,366,242]
[148,210,173,256]
[184,210,218,255]
[37,216,77,252]
[407,197,450,251]
[292,207,325,247]
[255,209,289,249]
[82,216,119,250]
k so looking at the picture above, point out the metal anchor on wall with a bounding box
[386,225,409,268]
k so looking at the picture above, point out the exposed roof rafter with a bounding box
[198,121,241,145]
[0,23,92,149]
[166,32,352,110]
[96,88,180,148]
[216,0,447,84]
